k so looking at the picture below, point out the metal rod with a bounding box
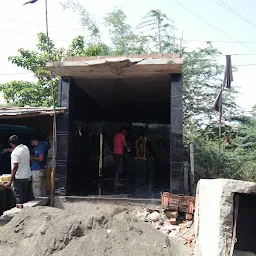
[157,19,162,53]
[169,79,172,194]
[99,133,103,177]
[173,33,176,53]
[179,31,183,57]
[189,142,195,194]
[219,111,222,153]
[218,67,227,153]
[45,0,57,207]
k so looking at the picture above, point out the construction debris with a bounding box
[147,211,160,222]
[161,193,194,213]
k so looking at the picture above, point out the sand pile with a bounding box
[0,206,187,256]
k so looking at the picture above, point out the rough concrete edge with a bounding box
[54,196,161,208]
[194,179,228,256]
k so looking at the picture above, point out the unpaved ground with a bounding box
[0,202,188,256]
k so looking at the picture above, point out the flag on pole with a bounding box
[226,55,233,89]
[23,0,38,5]
[212,55,233,113]
[213,88,223,113]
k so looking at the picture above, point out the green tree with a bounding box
[0,33,87,106]
[0,33,65,107]
[104,9,145,55]
[67,35,110,56]
[137,10,176,53]
[68,35,86,56]
[0,81,51,107]
[0,32,110,107]
[61,0,101,43]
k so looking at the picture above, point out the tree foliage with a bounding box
[192,117,256,183]
[1,33,65,106]
[0,81,51,107]
[137,10,175,53]
[0,33,106,106]
[104,9,149,55]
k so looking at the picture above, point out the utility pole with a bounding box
[44,0,57,207]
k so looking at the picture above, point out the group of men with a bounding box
[4,135,48,204]
[3,127,131,203]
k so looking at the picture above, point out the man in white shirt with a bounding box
[4,135,31,204]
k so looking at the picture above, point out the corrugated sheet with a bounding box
[0,107,66,119]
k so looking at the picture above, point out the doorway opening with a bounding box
[67,75,172,198]
[234,193,256,255]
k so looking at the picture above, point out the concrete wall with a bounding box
[195,179,256,256]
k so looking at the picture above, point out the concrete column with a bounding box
[170,73,184,194]
[55,77,70,195]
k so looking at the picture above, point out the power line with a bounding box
[173,0,256,53]
[0,18,85,32]
[0,72,32,76]
[4,26,256,53]
[0,28,73,43]
[234,64,256,67]
[185,39,256,44]
[2,20,256,49]
[213,0,256,30]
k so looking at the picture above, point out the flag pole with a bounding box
[218,70,227,153]
[213,55,233,153]
[45,0,57,207]
[219,109,222,153]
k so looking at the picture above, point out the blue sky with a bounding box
[1,0,256,111]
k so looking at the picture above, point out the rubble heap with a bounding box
[0,204,188,256]
[136,208,195,256]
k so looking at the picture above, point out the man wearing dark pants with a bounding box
[113,127,129,186]
[4,135,31,204]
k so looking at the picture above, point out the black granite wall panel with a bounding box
[170,74,184,194]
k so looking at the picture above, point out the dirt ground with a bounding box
[0,201,188,256]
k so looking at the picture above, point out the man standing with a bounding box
[113,127,129,186]
[4,135,31,204]
[30,136,47,197]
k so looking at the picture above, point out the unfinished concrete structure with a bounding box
[46,54,184,197]
[194,179,256,256]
